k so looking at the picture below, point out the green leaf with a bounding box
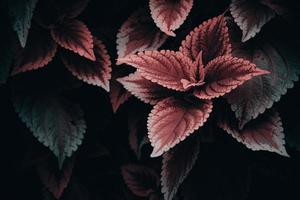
[8,0,39,47]
[13,92,86,167]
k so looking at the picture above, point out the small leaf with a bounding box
[219,110,289,157]
[148,97,213,157]
[230,0,275,42]
[180,15,232,64]
[51,19,95,61]
[118,50,196,91]
[121,164,160,197]
[193,55,269,99]
[116,8,168,64]
[149,0,194,36]
[8,0,38,47]
[12,27,57,75]
[161,134,200,200]
[59,0,90,19]
[61,37,111,91]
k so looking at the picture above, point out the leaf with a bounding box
[180,15,232,64]
[8,0,38,47]
[193,55,269,99]
[148,97,213,157]
[51,19,95,61]
[12,27,57,75]
[161,134,200,200]
[230,0,275,42]
[121,164,160,197]
[149,0,194,36]
[61,37,111,91]
[59,0,90,19]
[118,72,174,105]
[219,110,289,157]
[13,93,86,167]
[118,50,196,91]
[38,158,74,199]
[116,8,168,64]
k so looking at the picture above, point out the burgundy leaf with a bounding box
[219,110,289,157]
[148,97,213,157]
[118,72,174,105]
[116,8,168,64]
[121,164,160,197]
[193,55,269,99]
[59,0,90,19]
[12,27,57,75]
[161,134,200,200]
[61,37,111,91]
[118,50,196,91]
[149,0,194,36]
[230,0,275,42]
[51,19,95,61]
[180,15,232,64]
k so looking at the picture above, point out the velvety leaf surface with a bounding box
[51,20,95,61]
[149,0,194,36]
[61,37,111,91]
[161,134,200,200]
[230,0,275,42]
[148,97,213,157]
[118,50,196,91]
[121,164,160,197]
[180,15,232,64]
[116,8,168,63]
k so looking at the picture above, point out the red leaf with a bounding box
[230,0,275,42]
[193,55,269,99]
[219,110,289,157]
[116,8,168,64]
[12,27,57,75]
[148,97,213,157]
[37,159,74,199]
[61,37,111,91]
[121,164,160,197]
[118,50,197,91]
[51,19,95,61]
[118,72,174,105]
[149,0,194,36]
[161,134,200,200]
[180,15,232,64]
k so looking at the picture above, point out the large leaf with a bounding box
[149,0,194,36]
[51,20,95,61]
[193,55,269,99]
[13,93,86,167]
[180,15,232,64]
[121,164,160,197]
[148,97,213,157]
[12,27,57,75]
[219,110,288,157]
[230,0,275,42]
[116,8,168,63]
[61,37,111,91]
[118,50,196,91]
[161,134,200,200]
[8,0,38,47]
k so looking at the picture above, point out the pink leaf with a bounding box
[51,19,95,61]
[61,37,111,91]
[180,15,232,64]
[118,72,174,105]
[149,0,194,36]
[116,8,168,64]
[121,164,160,197]
[118,50,197,91]
[219,110,289,157]
[230,0,275,42]
[148,97,213,157]
[193,55,269,99]
[12,27,57,75]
